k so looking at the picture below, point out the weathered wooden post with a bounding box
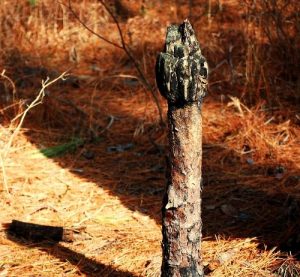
[156,20,208,276]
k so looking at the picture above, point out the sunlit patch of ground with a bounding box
[0,0,300,276]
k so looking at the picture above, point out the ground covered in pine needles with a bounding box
[0,1,299,276]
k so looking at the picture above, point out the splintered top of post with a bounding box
[166,20,200,58]
[156,20,208,106]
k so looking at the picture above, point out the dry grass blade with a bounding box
[0,70,16,99]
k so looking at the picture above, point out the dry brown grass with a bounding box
[0,0,299,276]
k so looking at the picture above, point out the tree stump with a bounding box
[156,20,208,277]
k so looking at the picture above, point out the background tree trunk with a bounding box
[114,0,144,20]
[156,20,208,277]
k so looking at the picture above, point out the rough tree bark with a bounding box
[156,20,208,277]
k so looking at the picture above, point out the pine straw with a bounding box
[0,86,299,276]
[0,0,300,276]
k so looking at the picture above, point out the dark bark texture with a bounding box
[156,20,208,277]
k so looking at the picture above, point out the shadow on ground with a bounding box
[1,49,300,271]
[6,233,135,277]
[11,83,300,257]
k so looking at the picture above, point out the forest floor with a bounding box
[0,1,299,276]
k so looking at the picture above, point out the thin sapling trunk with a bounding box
[156,20,208,277]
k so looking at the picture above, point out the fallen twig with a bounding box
[2,72,68,158]
[0,71,68,194]
[4,220,75,242]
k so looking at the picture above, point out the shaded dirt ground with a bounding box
[0,0,300,276]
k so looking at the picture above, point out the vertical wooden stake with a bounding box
[156,20,208,277]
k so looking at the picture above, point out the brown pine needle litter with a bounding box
[0,0,300,276]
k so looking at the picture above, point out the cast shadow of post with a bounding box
[5,233,136,277]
